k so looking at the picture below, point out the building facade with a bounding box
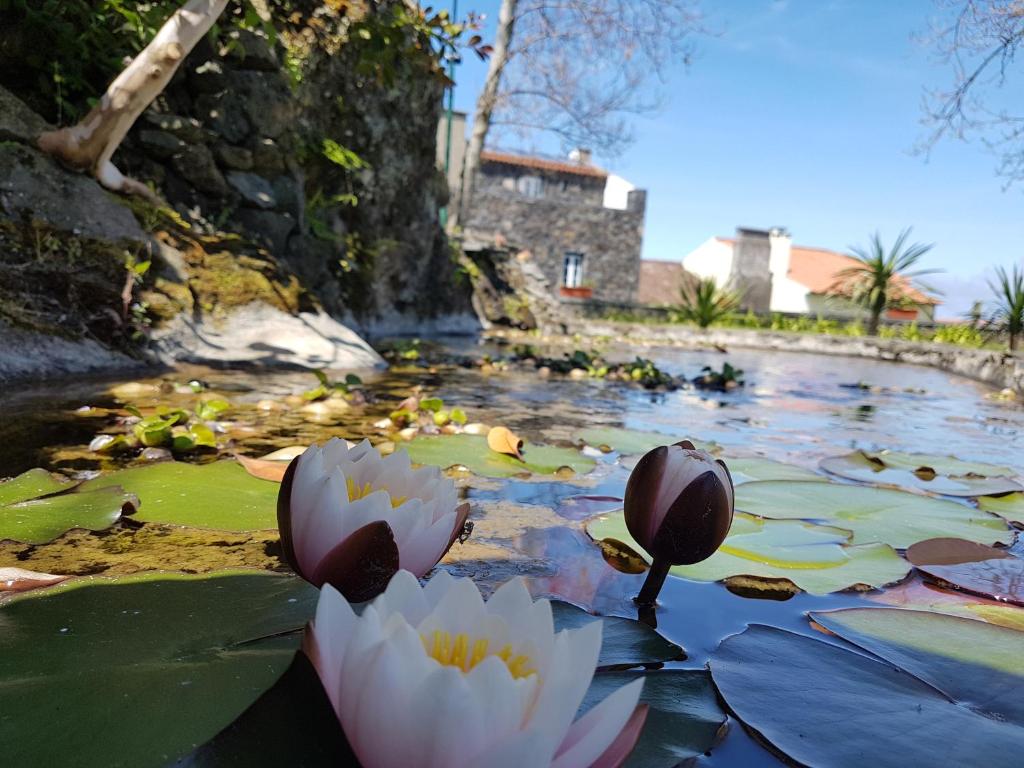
[682,227,939,321]
[438,116,647,304]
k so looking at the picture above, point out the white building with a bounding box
[680,227,937,321]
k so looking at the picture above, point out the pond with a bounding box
[2,341,1023,767]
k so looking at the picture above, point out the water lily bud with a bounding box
[624,441,734,566]
[278,438,470,602]
[306,570,649,767]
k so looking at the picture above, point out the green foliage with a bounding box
[836,229,941,334]
[987,264,1024,351]
[694,362,745,391]
[91,398,232,456]
[677,277,742,328]
[302,369,363,402]
[622,357,675,389]
[933,323,985,347]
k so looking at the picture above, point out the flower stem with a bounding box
[636,558,670,608]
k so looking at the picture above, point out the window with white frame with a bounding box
[516,175,544,198]
[562,252,585,288]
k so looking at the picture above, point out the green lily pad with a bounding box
[575,427,715,456]
[588,511,909,595]
[551,600,683,666]
[80,460,279,531]
[820,450,1022,497]
[0,467,74,505]
[405,434,595,478]
[0,469,134,544]
[735,480,1013,548]
[811,608,1024,718]
[978,492,1024,525]
[726,457,820,484]
[851,450,1016,477]
[579,670,725,766]
[0,571,318,768]
[712,621,1024,768]
[0,486,134,544]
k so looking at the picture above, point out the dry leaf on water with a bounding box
[1,567,68,593]
[487,426,524,460]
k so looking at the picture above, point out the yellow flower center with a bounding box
[347,477,407,508]
[422,630,536,679]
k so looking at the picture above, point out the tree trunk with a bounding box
[450,0,518,230]
[867,311,881,336]
[36,0,229,200]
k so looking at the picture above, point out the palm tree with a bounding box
[834,229,942,336]
[988,264,1024,352]
[678,277,741,328]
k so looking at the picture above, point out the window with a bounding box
[563,252,585,288]
[516,175,544,198]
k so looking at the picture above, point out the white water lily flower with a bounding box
[278,438,469,601]
[305,570,648,768]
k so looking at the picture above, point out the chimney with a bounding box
[569,147,592,165]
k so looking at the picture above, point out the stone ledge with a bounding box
[566,320,1024,394]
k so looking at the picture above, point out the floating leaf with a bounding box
[89,433,132,455]
[726,457,820,484]
[0,485,134,544]
[735,480,1013,548]
[0,571,317,768]
[866,579,1024,631]
[850,450,1016,478]
[711,620,1024,768]
[0,468,74,505]
[575,427,716,456]
[821,450,1022,497]
[133,415,176,447]
[196,398,231,421]
[419,396,444,412]
[405,434,594,478]
[180,651,354,767]
[588,511,909,595]
[80,460,279,530]
[555,495,623,521]
[579,670,725,766]
[811,608,1024,717]
[906,537,1024,606]
[551,600,682,667]
[487,425,523,459]
[978,492,1024,525]
[236,454,291,483]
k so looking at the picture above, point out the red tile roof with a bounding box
[715,238,938,305]
[480,150,608,179]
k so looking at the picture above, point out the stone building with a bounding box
[441,117,647,304]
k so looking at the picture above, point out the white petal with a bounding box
[552,678,644,768]
[344,621,435,768]
[525,621,602,759]
[421,569,456,609]
[398,510,457,577]
[307,584,358,718]
[417,575,486,639]
[462,729,552,768]
[372,569,430,625]
[400,665,487,767]
[294,468,349,573]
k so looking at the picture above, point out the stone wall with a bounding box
[564,319,1024,394]
[465,180,645,305]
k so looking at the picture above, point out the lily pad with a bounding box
[575,427,715,456]
[711,620,1024,768]
[0,571,318,768]
[867,579,1024,632]
[551,600,683,666]
[978,492,1024,525]
[906,537,1024,607]
[0,467,75,505]
[588,511,909,595]
[821,450,1022,497]
[811,607,1024,718]
[735,480,1013,548]
[726,457,820,484]
[849,450,1016,477]
[0,482,135,544]
[80,460,279,530]
[579,670,725,766]
[405,433,595,478]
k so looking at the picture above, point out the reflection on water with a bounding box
[1,343,1022,765]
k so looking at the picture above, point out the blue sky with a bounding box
[441,0,1023,318]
